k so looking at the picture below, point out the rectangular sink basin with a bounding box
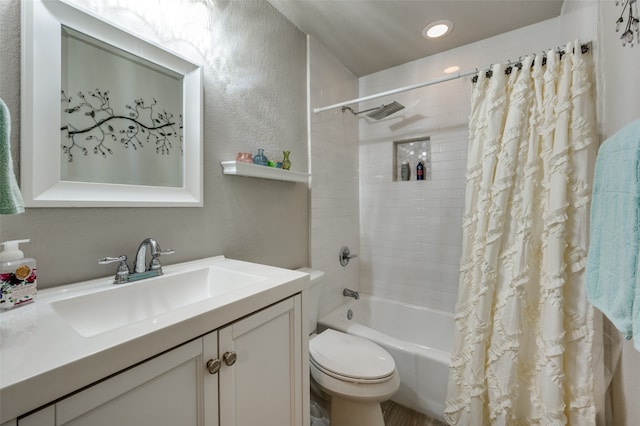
[50,266,265,337]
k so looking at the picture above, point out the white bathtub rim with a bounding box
[352,293,455,319]
[317,294,453,365]
[318,321,451,366]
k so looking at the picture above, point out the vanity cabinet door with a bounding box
[203,330,219,426]
[55,339,203,426]
[17,407,53,426]
[218,295,303,426]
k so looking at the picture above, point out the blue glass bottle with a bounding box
[252,148,269,166]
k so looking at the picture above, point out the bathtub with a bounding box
[318,294,454,421]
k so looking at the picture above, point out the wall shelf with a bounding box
[220,161,309,183]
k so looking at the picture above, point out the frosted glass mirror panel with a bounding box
[61,26,184,188]
[22,0,203,207]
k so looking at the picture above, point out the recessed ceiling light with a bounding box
[422,20,453,39]
[444,65,460,74]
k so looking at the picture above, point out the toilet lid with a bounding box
[309,329,395,381]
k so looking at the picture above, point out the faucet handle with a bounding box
[149,248,175,272]
[339,246,358,267]
[98,255,128,266]
[98,255,130,284]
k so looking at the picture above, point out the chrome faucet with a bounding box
[98,238,175,284]
[134,238,175,275]
[343,288,359,300]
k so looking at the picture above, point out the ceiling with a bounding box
[268,0,565,77]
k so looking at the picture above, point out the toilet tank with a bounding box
[297,268,325,334]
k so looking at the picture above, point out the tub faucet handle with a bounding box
[339,246,358,266]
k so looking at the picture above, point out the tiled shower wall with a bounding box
[358,4,598,313]
[308,37,360,318]
[306,4,597,315]
[359,80,469,313]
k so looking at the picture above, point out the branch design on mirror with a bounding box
[60,89,183,162]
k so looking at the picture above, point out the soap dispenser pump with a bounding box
[0,239,37,310]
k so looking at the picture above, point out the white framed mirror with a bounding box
[21,0,203,207]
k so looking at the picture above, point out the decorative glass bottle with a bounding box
[236,152,253,163]
[252,148,269,166]
[282,150,291,170]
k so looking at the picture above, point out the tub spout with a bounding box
[343,288,359,300]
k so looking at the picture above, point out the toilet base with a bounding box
[330,396,385,426]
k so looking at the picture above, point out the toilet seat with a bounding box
[309,329,396,384]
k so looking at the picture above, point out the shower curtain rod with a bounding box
[312,41,592,114]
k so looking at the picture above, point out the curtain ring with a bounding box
[485,66,493,79]
[471,68,480,83]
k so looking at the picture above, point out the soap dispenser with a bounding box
[0,239,37,310]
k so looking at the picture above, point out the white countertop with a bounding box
[0,256,310,422]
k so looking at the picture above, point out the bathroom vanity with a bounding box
[0,256,310,426]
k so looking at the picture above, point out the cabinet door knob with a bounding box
[206,358,222,374]
[223,351,237,366]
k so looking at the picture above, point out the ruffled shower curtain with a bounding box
[445,41,598,425]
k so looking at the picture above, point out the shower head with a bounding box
[341,101,405,120]
[366,101,405,120]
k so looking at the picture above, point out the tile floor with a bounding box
[381,401,447,426]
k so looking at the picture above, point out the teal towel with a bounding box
[586,119,640,350]
[0,97,25,215]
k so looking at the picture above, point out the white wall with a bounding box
[357,5,599,313]
[600,1,640,136]
[308,37,360,318]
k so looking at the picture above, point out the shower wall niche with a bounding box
[394,137,431,181]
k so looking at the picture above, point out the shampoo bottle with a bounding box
[400,161,410,181]
[416,161,425,180]
[0,239,37,310]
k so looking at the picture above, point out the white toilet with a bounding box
[301,268,400,426]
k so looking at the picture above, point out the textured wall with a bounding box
[308,37,360,318]
[0,0,309,288]
[358,5,598,313]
